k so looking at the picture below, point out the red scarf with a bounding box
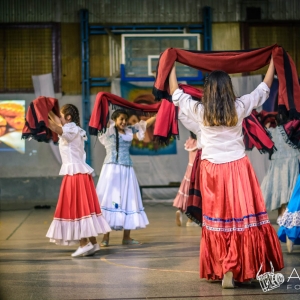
[279,120,300,150]
[89,91,163,135]
[22,96,60,143]
[89,86,199,142]
[153,45,300,119]
[90,87,275,154]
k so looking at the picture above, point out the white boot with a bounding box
[176,210,182,226]
[286,236,294,253]
[222,271,235,289]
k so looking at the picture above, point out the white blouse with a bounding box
[98,120,147,166]
[58,122,94,175]
[172,82,270,164]
[178,109,202,149]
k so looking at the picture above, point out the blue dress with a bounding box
[278,174,300,244]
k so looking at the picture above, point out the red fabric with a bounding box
[90,88,274,151]
[254,110,278,128]
[153,99,178,140]
[89,92,161,132]
[22,96,60,143]
[280,119,300,149]
[242,113,275,153]
[54,174,101,220]
[173,143,197,212]
[185,149,203,226]
[178,83,203,100]
[199,157,284,282]
[153,45,300,115]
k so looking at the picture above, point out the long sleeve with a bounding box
[131,120,147,141]
[172,88,202,122]
[178,109,200,135]
[239,82,270,117]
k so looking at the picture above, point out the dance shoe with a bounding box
[286,236,294,253]
[176,210,182,226]
[222,271,235,289]
[100,240,109,247]
[83,243,101,256]
[71,242,93,257]
[122,239,140,245]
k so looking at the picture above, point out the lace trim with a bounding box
[101,207,145,215]
[278,208,300,228]
[203,220,270,232]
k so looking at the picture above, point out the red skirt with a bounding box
[46,174,111,245]
[199,156,284,282]
[185,149,203,225]
[173,150,197,212]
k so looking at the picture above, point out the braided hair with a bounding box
[61,104,81,126]
[111,109,129,162]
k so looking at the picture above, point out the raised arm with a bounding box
[170,64,201,122]
[145,115,156,128]
[169,64,179,95]
[48,110,61,126]
[240,57,274,117]
[48,118,63,135]
[263,56,275,89]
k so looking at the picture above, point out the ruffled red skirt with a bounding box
[46,174,111,245]
[186,149,203,225]
[173,150,197,211]
[199,156,284,282]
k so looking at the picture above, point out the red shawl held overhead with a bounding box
[153,44,300,120]
[22,96,60,143]
[89,92,157,135]
[90,86,275,155]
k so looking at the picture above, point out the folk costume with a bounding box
[173,110,201,215]
[261,123,300,211]
[95,120,149,230]
[172,82,284,282]
[46,122,111,245]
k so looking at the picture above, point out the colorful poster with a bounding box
[120,81,177,155]
[0,100,25,153]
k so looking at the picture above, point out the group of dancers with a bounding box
[29,54,300,289]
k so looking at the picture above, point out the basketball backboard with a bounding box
[121,34,202,81]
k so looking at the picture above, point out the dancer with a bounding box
[278,173,300,253]
[169,58,284,288]
[174,131,198,226]
[96,109,156,246]
[46,104,111,257]
[174,109,201,227]
[261,122,299,217]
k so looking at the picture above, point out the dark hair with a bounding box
[190,131,197,140]
[61,104,80,126]
[198,70,238,127]
[111,109,129,162]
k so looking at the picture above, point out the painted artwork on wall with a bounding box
[0,100,25,153]
[120,81,177,155]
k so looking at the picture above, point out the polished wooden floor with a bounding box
[0,203,299,300]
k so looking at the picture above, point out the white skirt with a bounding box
[96,163,149,230]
